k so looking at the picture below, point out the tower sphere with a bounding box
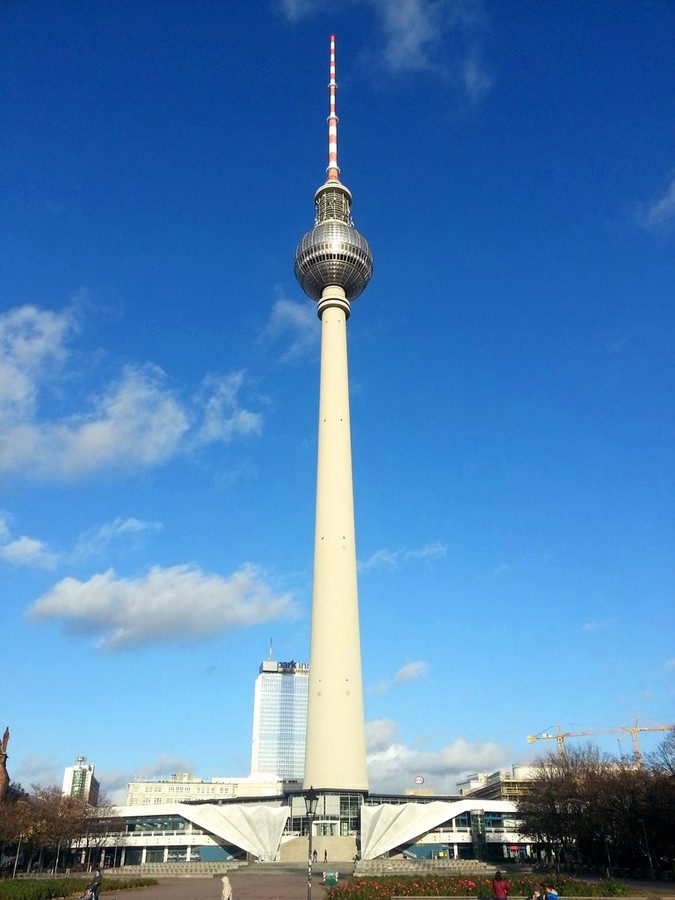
[295,161,373,304]
[294,215,373,302]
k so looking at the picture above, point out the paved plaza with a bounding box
[106,870,329,900]
[103,872,675,900]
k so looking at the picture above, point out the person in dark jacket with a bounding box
[90,869,102,900]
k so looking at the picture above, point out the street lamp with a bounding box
[639,820,655,880]
[304,787,319,900]
[12,833,22,879]
[604,836,612,879]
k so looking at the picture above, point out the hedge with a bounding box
[0,878,157,900]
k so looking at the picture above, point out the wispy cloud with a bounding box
[102,755,197,805]
[73,517,163,559]
[12,755,63,791]
[279,0,492,100]
[460,40,492,103]
[374,0,445,73]
[664,658,675,672]
[640,172,675,230]
[26,563,298,651]
[581,619,608,633]
[371,660,429,694]
[365,718,507,793]
[192,371,263,445]
[0,514,162,571]
[279,0,320,24]
[0,303,263,481]
[263,297,319,361]
[360,540,447,571]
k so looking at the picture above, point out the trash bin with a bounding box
[323,871,339,885]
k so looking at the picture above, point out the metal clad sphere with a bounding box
[294,221,373,302]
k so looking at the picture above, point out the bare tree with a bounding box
[518,742,675,875]
[17,785,90,873]
[647,726,675,776]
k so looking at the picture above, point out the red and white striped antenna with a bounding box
[327,34,339,181]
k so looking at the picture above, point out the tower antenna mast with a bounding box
[327,34,339,182]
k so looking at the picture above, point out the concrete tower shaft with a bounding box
[294,36,370,792]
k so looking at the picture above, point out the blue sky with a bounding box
[1,0,673,803]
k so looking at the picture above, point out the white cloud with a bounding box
[0,304,76,422]
[365,719,507,793]
[0,535,59,569]
[664,658,675,672]
[279,0,491,99]
[264,297,319,361]
[0,512,60,568]
[360,540,447,571]
[26,563,298,651]
[0,303,263,481]
[642,172,675,229]
[371,660,429,694]
[365,718,399,752]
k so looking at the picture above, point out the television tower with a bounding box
[294,35,373,791]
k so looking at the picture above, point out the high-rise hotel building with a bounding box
[62,755,100,806]
[250,659,309,781]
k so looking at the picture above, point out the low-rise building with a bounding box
[126,772,288,806]
[457,765,536,802]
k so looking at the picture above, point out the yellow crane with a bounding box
[526,718,673,765]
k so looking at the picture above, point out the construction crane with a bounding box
[526,718,673,766]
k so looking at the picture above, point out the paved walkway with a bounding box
[105,872,329,900]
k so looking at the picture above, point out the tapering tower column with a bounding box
[294,35,373,791]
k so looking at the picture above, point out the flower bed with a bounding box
[326,875,630,900]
